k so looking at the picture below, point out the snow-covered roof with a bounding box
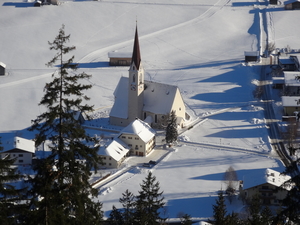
[120,118,155,143]
[110,76,129,119]
[272,76,285,84]
[109,77,182,118]
[282,96,300,107]
[2,136,35,154]
[242,168,291,190]
[284,71,300,86]
[143,81,180,115]
[108,51,131,59]
[244,51,259,56]
[98,138,129,162]
[0,62,6,68]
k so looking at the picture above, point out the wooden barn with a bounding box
[108,51,131,66]
[285,0,300,9]
[0,62,6,76]
[244,51,259,62]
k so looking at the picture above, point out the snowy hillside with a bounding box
[0,0,299,221]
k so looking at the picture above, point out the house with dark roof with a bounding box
[109,26,187,128]
[0,62,6,76]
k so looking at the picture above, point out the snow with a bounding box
[242,168,291,190]
[0,0,299,221]
[120,118,155,143]
[98,138,129,162]
[284,71,300,86]
[2,136,35,154]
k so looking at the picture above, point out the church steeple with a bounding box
[131,25,141,70]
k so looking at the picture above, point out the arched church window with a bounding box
[133,74,135,83]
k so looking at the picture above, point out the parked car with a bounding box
[149,160,157,165]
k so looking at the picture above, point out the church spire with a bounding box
[131,25,141,70]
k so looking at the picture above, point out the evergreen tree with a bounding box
[0,138,26,224]
[179,213,193,225]
[119,189,136,225]
[212,191,227,225]
[165,110,178,145]
[247,195,262,225]
[134,171,165,224]
[260,206,273,225]
[27,25,103,225]
[274,162,300,224]
[108,205,123,225]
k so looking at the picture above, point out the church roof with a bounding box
[131,26,141,70]
[109,77,182,119]
[120,118,155,143]
[143,81,180,115]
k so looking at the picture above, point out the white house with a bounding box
[109,25,187,128]
[118,118,156,156]
[1,136,35,165]
[98,138,130,169]
[239,168,291,205]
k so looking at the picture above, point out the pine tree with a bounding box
[134,171,165,224]
[247,195,262,225]
[165,110,178,145]
[27,25,103,225]
[212,191,227,225]
[119,189,136,225]
[108,205,123,225]
[274,162,300,224]
[179,213,193,225]
[0,138,26,224]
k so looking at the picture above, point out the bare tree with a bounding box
[267,42,276,54]
[223,166,238,204]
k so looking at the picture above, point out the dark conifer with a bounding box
[0,138,26,224]
[165,110,178,145]
[212,191,227,225]
[134,171,165,224]
[108,205,123,225]
[27,25,102,225]
[119,189,135,225]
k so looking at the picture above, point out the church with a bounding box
[109,26,187,128]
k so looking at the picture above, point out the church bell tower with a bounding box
[128,25,144,122]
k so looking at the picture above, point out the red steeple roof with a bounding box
[131,25,141,70]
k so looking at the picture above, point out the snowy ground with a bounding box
[0,0,299,221]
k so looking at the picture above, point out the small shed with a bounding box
[244,51,259,62]
[285,0,300,9]
[108,51,131,66]
[0,62,6,76]
[270,0,278,4]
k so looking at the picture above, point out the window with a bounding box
[128,144,132,147]
[109,157,112,160]
[135,145,138,150]
[122,136,126,139]
[19,154,23,157]
[135,137,139,140]
[155,115,157,123]
[103,157,106,160]
[19,160,23,163]
[128,137,132,139]
[109,163,111,166]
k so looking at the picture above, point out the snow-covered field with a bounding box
[0,0,299,221]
